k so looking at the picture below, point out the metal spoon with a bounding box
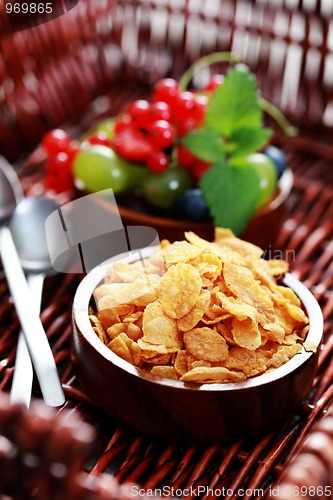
[0,157,65,407]
[10,197,61,407]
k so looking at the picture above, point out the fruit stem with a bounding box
[179,52,241,91]
[260,98,298,137]
[179,51,297,137]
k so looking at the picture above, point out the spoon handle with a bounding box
[10,273,45,407]
[0,226,65,407]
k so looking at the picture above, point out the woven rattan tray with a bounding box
[1,1,333,498]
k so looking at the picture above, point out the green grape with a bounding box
[80,119,116,143]
[143,167,193,209]
[73,145,148,194]
[94,118,116,139]
[247,153,278,209]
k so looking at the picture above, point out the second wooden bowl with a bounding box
[95,169,293,248]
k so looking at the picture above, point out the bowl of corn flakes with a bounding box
[72,229,323,442]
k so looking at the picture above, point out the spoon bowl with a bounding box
[10,197,59,274]
[0,158,23,223]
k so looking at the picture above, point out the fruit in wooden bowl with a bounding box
[72,231,323,442]
[42,54,296,247]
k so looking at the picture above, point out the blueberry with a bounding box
[263,145,287,179]
[173,189,210,222]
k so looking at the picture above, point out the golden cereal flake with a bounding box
[285,302,309,325]
[225,346,257,376]
[231,317,261,351]
[125,323,142,342]
[250,259,280,290]
[223,262,275,324]
[90,314,108,344]
[275,285,301,306]
[141,350,172,365]
[214,228,263,260]
[303,340,317,353]
[190,252,222,279]
[93,284,115,302]
[107,323,126,340]
[266,259,289,277]
[122,311,143,323]
[272,295,308,335]
[161,240,203,268]
[188,359,212,370]
[180,366,246,383]
[160,262,202,319]
[98,305,132,330]
[183,327,229,362]
[174,350,191,377]
[142,301,182,349]
[97,274,162,309]
[215,322,236,346]
[104,260,147,283]
[150,365,178,380]
[177,289,210,331]
[216,292,258,323]
[108,332,142,366]
[262,323,286,343]
[185,231,211,248]
[283,332,301,346]
[138,338,178,355]
[267,343,302,368]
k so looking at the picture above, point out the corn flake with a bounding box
[177,289,210,331]
[160,262,202,319]
[142,301,182,349]
[180,366,246,383]
[151,365,178,380]
[184,327,229,362]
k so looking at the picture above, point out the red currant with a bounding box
[152,78,179,106]
[44,152,74,193]
[87,132,112,147]
[150,101,172,122]
[191,160,212,181]
[176,117,199,138]
[67,141,80,163]
[126,100,150,128]
[113,127,156,162]
[114,115,133,134]
[176,144,197,168]
[147,151,169,173]
[42,129,71,157]
[148,120,175,149]
[205,74,224,92]
[174,91,195,120]
[193,94,208,124]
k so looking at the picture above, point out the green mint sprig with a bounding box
[182,64,274,235]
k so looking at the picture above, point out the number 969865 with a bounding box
[5,2,52,14]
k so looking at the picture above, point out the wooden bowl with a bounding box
[71,246,323,443]
[105,169,293,248]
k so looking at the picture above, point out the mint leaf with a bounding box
[205,65,263,137]
[182,129,225,162]
[230,127,272,157]
[200,159,261,235]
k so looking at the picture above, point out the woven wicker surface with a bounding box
[1,0,333,498]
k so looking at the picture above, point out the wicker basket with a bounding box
[1,0,333,498]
